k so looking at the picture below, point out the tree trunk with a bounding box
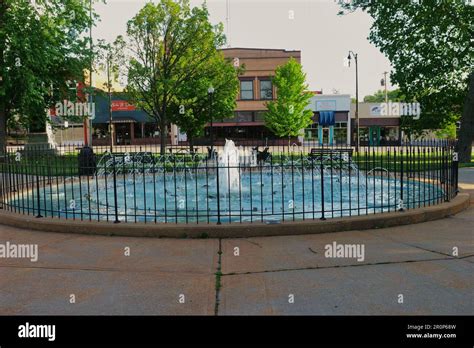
[458,71,474,163]
[188,136,194,154]
[160,118,167,156]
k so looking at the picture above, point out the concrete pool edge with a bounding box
[0,193,469,239]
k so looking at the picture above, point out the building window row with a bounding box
[239,78,273,101]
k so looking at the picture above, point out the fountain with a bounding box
[9,141,447,224]
[218,139,241,194]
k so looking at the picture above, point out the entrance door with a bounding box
[322,128,330,145]
[318,126,334,146]
[115,123,132,145]
[369,126,381,146]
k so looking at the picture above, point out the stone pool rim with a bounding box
[0,192,469,239]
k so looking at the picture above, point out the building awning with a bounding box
[92,94,150,124]
[205,122,265,127]
[359,118,400,126]
[318,111,335,126]
[112,118,137,124]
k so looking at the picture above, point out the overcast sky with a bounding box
[94,0,394,100]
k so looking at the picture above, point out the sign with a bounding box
[316,100,336,111]
[112,101,136,112]
[370,104,382,116]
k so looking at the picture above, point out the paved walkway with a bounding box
[0,169,473,315]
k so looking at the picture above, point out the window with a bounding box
[234,111,253,122]
[240,80,253,100]
[255,111,266,121]
[259,80,273,100]
[334,123,348,145]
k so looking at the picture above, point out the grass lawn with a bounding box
[1,149,472,176]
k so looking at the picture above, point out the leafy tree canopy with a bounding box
[363,89,405,103]
[123,0,227,154]
[264,57,313,140]
[339,0,473,162]
[0,0,99,147]
[168,53,242,151]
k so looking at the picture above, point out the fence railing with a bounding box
[0,140,459,225]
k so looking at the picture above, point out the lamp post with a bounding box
[88,0,94,148]
[208,86,215,159]
[347,51,359,152]
[106,52,113,153]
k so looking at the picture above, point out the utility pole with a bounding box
[107,53,113,152]
[382,71,388,104]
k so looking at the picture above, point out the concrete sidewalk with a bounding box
[219,206,473,315]
[0,168,472,315]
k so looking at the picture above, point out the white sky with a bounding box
[93,0,394,100]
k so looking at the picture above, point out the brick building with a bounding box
[194,47,302,146]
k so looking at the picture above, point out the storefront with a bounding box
[304,94,351,146]
[91,94,172,146]
[351,103,401,146]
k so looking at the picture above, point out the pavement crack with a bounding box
[308,247,318,254]
[214,238,223,316]
[367,232,460,258]
[221,255,457,277]
[244,239,263,248]
[0,264,210,276]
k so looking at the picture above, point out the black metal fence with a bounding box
[0,140,459,225]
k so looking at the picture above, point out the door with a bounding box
[322,128,330,145]
[318,126,333,146]
[318,127,333,146]
[369,126,381,146]
[115,123,131,145]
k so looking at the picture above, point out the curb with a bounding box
[0,193,470,239]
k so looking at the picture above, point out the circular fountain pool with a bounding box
[8,141,446,224]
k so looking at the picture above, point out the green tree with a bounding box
[339,0,474,162]
[435,122,457,140]
[95,37,127,150]
[0,0,99,153]
[363,89,404,102]
[169,53,241,153]
[264,58,313,146]
[124,0,226,154]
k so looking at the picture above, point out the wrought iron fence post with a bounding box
[320,153,326,220]
[35,168,42,218]
[399,148,404,211]
[216,156,222,225]
[452,143,459,195]
[112,153,120,224]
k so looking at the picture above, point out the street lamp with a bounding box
[208,86,215,159]
[347,50,359,152]
[88,0,94,148]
